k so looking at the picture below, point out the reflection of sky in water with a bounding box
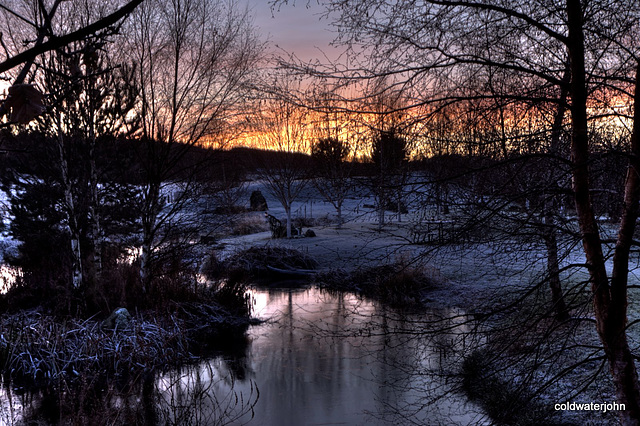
[227,287,487,425]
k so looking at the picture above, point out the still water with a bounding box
[215,286,485,425]
[0,287,486,425]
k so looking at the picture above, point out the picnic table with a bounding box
[409,219,456,244]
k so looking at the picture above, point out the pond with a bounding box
[0,286,487,425]
[229,286,486,425]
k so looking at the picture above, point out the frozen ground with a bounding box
[226,180,634,424]
[221,179,605,310]
[3,178,640,312]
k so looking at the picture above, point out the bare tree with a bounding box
[370,128,408,228]
[0,0,143,117]
[310,137,351,227]
[125,0,262,292]
[0,0,144,291]
[249,86,310,239]
[0,1,142,290]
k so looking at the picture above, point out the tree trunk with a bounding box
[544,65,571,321]
[567,1,640,422]
[140,182,160,293]
[543,210,569,321]
[286,203,292,238]
[609,57,640,425]
[377,186,385,230]
[57,130,82,289]
[140,231,153,293]
[88,89,102,282]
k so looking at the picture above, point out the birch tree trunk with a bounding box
[286,201,293,239]
[87,78,102,282]
[56,128,82,289]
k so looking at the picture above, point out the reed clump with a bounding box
[0,292,252,388]
[0,311,188,385]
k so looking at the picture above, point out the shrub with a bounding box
[231,214,269,236]
[461,349,563,425]
[202,246,318,282]
[315,259,437,307]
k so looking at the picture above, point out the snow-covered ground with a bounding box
[227,178,636,424]
[4,176,640,310]
[222,178,589,307]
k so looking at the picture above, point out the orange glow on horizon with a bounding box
[205,87,636,160]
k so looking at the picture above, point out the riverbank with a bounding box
[0,180,631,425]
[215,212,621,425]
[217,219,513,310]
[0,300,255,388]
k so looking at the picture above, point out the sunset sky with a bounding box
[248,1,340,62]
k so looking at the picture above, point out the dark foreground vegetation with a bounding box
[0,276,253,382]
[315,261,440,309]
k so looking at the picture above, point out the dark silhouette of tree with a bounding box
[0,32,141,308]
[35,38,140,289]
[125,0,262,292]
[370,129,408,228]
[311,137,352,227]
[249,93,310,238]
[0,0,144,124]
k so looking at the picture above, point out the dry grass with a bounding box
[0,311,190,385]
[230,214,269,236]
[0,297,253,388]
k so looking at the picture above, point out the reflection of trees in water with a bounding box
[308,284,608,425]
[263,287,486,425]
[0,287,531,425]
[154,360,258,425]
[365,308,486,425]
[1,346,258,425]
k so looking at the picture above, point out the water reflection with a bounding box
[227,286,486,425]
[0,362,258,425]
[154,361,258,425]
[0,287,486,425]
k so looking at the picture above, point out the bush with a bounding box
[202,246,318,282]
[231,214,269,236]
[461,349,565,425]
[315,260,437,307]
